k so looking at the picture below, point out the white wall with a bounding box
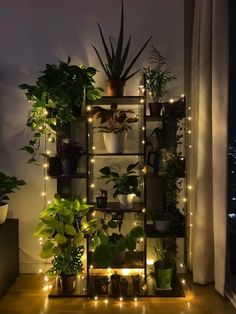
[0,0,184,273]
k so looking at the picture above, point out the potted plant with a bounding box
[143,46,176,117]
[94,276,109,295]
[92,0,151,96]
[152,212,171,233]
[56,139,85,175]
[111,272,121,296]
[0,172,25,224]
[91,218,145,267]
[92,103,139,153]
[34,195,98,292]
[47,244,84,292]
[20,58,102,164]
[96,189,108,208]
[153,238,176,290]
[98,162,141,209]
[131,274,141,296]
[120,277,128,296]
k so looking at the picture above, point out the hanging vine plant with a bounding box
[20,57,103,164]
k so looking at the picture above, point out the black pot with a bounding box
[132,276,141,296]
[47,157,62,177]
[60,158,78,175]
[94,277,109,295]
[60,274,76,292]
[148,102,164,117]
[111,273,121,296]
[120,278,128,296]
[96,196,108,208]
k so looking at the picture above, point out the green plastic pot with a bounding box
[154,262,173,289]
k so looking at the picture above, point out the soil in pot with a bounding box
[60,158,78,175]
[148,102,164,117]
[0,203,8,224]
[47,157,62,177]
[103,132,127,154]
[60,274,76,292]
[105,79,125,97]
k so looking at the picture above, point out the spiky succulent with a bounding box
[92,0,152,82]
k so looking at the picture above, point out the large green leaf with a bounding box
[37,227,54,237]
[40,248,54,259]
[73,232,84,246]
[34,222,44,236]
[55,233,67,244]
[65,224,76,236]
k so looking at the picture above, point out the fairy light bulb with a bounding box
[43,163,48,168]
[41,192,46,196]
[90,183,95,188]
[86,106,92,112]
[134,297,138,302]
[119,297,123,302]
[46,150,51,155]
[94,296,98,300]
[188,117,192,121]
[91,158,95,163]
[88,117,93,123]
[140,98,144,103]
[169,98,174,103]
[183,198,187,202]
[47,200,52,204]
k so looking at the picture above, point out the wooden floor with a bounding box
[0,274,235,314]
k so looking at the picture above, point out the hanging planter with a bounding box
[103,132,127,154]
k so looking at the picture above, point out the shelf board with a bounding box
[146,116,163,122]
[49,173,87,179]
[89,153,144,157]
[92,202,145,213]
[89,96,143,105]
[145,224,185,238]
[89,251,145,269]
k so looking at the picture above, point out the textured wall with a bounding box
[0,0,184,273]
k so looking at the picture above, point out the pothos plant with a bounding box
[92,103,138,134]
[20,57,102,164]
[34,195,97,260]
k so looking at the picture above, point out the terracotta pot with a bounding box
[148,102,164,117]
[0,203,8,224]
[103,132,127,153]
[117,194,135,209]
[60,274,76,292]
[105,79,125,97]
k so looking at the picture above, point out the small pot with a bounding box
[105,79,125,97]
[60,274,76,292]
[0,203,8,224]
[94,276,109,295]
[111,273,121,296]
[120,278,128,296]
[60,158,78,175]
[154,219,170,233]
[47,157,62,177]
[103,132,127,154]
[148,102,164,117]
[96,196,108,208]
[154,262,173,289]
[117,194,135,209]
[132,275,141,296]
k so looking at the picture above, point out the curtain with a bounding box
[189,0,229,295]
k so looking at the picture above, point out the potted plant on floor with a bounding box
[143,46,176,117]
[92,103,139,153]
[0,172,25,224]
[153,238,176,290]
[94,276,109,295]
[56,139,85,175]
[34,195,97,292]
[20,58,102,164]
[98,162,141,209]
[92,0,151,96]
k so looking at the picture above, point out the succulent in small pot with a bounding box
[143,46,176,117]
[153,238,176,290]
[92,0,151,96]
[92,103,138,153]
[96,189,108,208]
[0,172,25,224]
[57,139,85,175]
[98,162,141,209]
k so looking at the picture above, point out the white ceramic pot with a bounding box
[117,194,135,209]
[154,219,170,233]
[0,203,8,224]
[103,132,127,153]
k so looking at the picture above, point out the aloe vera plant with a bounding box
[92,0,152,82]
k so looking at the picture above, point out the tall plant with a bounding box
[92,0,151,82]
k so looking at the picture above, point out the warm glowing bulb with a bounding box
[92,146,96,150]
[104,299,108,304]
[43,163,48,168]
[41,192,46,197]
[140,237,144,242]
[38,269,43,273]
[46,150,51,155]
[188,185,193,190]
[45,176,49,180]
[83,198,87,202]
[47,200,52,204]
[180,263,184,268]
[134,297,138,302]
[181,279,186,284]
[92,211,96,217]
[119,297,123,302]
[181,94,185,98]
[169,98,174,103]
[91,158,95,163]
[90,183,95,188]
[88,117,93,123]
[48,138,52,143]
[44,276,48,282]
[147,259,154,265]
[183,198,187,202]
[188,117,192,120]
[142,140,145,144]
[94,296,98,300]
[142,208,146,213]
[140,98,144,103]
[87,106,92,112]
[142,126,145,131]
[90,265,93,269]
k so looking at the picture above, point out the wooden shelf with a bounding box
[145,224,185,238]
[89,96,143,105]
[92,202,145,213]
[89,153,144,157]
[49,173,87,179]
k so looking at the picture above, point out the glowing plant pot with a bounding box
[103,132,127,154]
[0,203,8,224]
[117,194,135,209]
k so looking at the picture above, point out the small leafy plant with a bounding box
[92,103,138,134]
[47,244,84,276]
[153,238,176,269]
[98,162,141,198]
[143,46,176,102]
[57,139,85,159]
[92,0,151,82]
[0,172,25,205]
